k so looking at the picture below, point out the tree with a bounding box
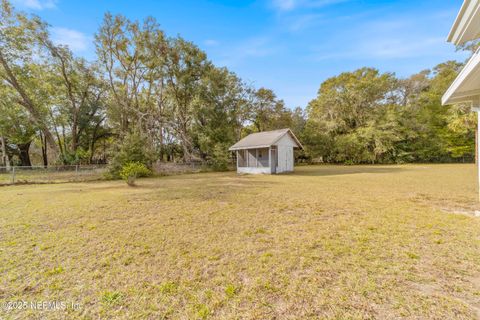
[0,135,9,168]
[0,0,58,155]
[401,61,465,162]
[42,42,106,156]
[0,85,36,166]
[248,88,294,132]
[192,67,245,166]
[305,68,399,163]
[445,104,475,161]
[95,13,167,135]
[164,37,211,162]
[108,131,155,178]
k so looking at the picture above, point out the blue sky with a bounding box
[12,0,469,108]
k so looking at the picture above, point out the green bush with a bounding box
[62,148,90,165]
[108,131,155,178]
[119,162,151,186]
[208,144,230,171]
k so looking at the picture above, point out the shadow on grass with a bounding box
[293,165,406,177]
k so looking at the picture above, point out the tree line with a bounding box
[303,62,475,164]
[0,0,475,171]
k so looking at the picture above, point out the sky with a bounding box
[11,0,469,109]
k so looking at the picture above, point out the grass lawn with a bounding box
[1,164,480,319]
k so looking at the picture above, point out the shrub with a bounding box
[108,131,155,178]
[208,144,230,171]
[119,162,151,186]
[62,148,90,165]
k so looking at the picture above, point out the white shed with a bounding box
[229,128,303,174]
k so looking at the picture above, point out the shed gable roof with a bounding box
[229,128,303,151]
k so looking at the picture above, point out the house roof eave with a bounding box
[442,50,480,106]
[447,0,480,45]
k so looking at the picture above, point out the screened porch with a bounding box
[236,147,277,174]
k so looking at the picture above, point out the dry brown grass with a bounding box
[1,164,480,319]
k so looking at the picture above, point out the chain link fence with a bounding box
[152,162,235,175]
[152,162,210,175]
[0,165,108,185]
[0,162,236,186]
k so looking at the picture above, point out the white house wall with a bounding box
[274,134,296,173]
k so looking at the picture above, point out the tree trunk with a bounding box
[17,141,32,167]
[71,119,78,152]
[178,117,191,163]
[70,106,81,152]
[49,109,66,162]
[89,119,103,164]
[40,132,48,167]
[0,136,10,169]
[182,143,191,163]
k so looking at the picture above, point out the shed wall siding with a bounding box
[276,145,293,173]
[274,134,295,173]
[276,134,298,148]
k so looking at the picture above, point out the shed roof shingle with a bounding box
[229,128,302,151]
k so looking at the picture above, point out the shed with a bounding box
[229,128,303,174]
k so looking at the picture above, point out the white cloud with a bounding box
[309,12,466,62]
[204,39,220,47]
[285,13,324,31]
[51,27,90,52]
[271,0,350,12]
[353,17,450,59]
[239,37,276,57]
[217,36,281,67]
[271,0,353,32]
[357,37,447,59]
[12,0,57,10]
[272,0,297,11]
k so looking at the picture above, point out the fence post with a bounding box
[11,166,15,184]
[75,165,79,176]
